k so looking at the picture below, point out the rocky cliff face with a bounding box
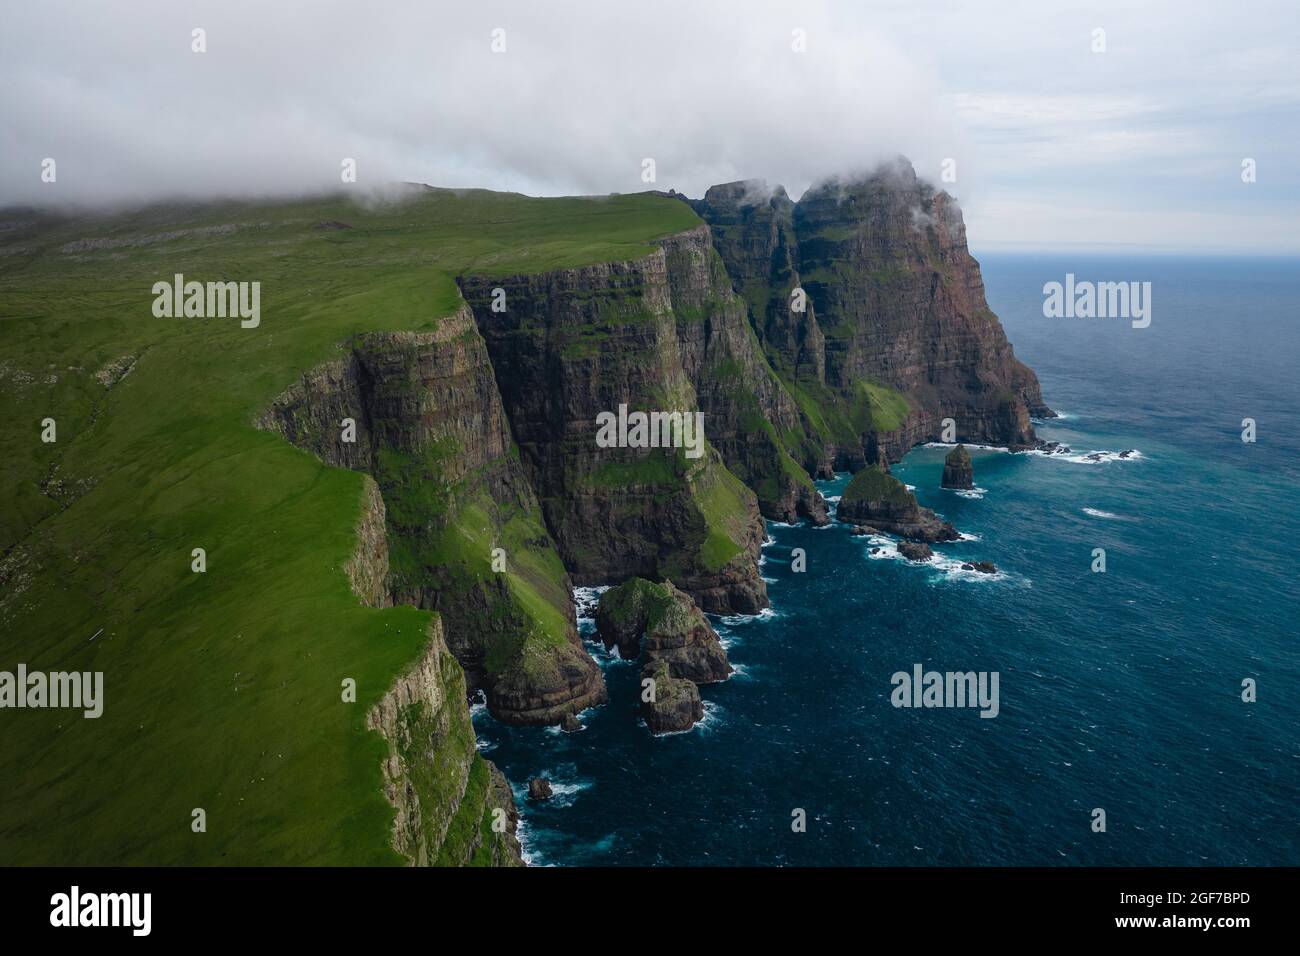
[340,490,521,866]
[693,158,1053,473]
[257,306,606,726]
[458,251,771,615]
[658,227,829,526]
[366,615,523,866]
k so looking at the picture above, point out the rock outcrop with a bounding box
[898,540,933,562]
[527,777,553,801]
[942,444,975,490]
[691,158,1054,475]
[836,465,959,542]
[640,659,705,734]
[595,577,731,684]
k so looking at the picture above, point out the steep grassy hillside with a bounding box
[0,188,698,864]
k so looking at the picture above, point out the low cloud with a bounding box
[0,0,962,207]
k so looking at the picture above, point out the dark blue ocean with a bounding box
[475,254,1300,866]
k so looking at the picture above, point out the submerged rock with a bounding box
[836,466,959,542]
[639,659,705,735]
[527,777,553,801]
[898,540,933,562]
[961,561,998,574]
[942,444,974,490]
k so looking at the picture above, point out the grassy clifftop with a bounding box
[0,188,699,864]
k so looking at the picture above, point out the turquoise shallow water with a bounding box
[474,254,1300,866]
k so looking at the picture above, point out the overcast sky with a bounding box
[2,0,1296,253]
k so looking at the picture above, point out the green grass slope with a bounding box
[0,187,699,864]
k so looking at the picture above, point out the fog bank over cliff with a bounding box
[4,0,1295,251]
[0,0,963,206]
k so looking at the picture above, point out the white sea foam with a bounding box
[924,441,1009,453]
[854,533,1011,583]
[650,699,721,737]
[929,556,1010,583]
[926,439,1143,466]
[541,779,591,808]
[1083,507,1122,519]
[953,486,987,499]
[514,813,540,866]
[571,584,609,621]
[717,606,777,626]
[697,699,721,732]
[1026,447,1144,465]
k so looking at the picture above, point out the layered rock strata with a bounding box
[258,306,606,725]
[691,158,1054,475]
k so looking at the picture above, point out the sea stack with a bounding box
[837,466,960,542]
[595,578,731,684]
[942,445,975,490]
[639,660,705,734]
[596,578,730,734]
